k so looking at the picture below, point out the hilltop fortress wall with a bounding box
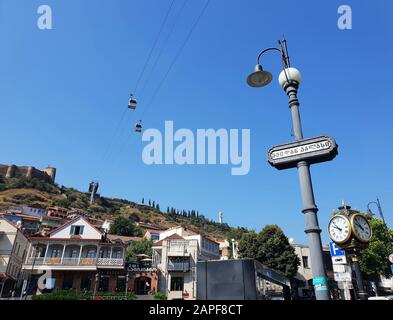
[0,164,56,183]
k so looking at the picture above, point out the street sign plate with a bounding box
[267,135,338,170]
[338,281,353,290]
[329,242,345,257]
[333,265,346,273]
[391,265,393,274]
[332,255,347,265]
[334,272,352,282]
[389,254,393,264]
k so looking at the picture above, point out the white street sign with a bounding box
[343,281,353,290]
[332,255,347,265]
[389,253,393,264]
[334,272,352,282]
[270,139,332,161]
[333,265,346,273]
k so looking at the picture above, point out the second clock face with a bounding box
[328,215,351,244]
[351,214,372,242]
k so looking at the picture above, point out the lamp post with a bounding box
[125,273,129,298]
[24,243,41,300]
[247,39,330,300]
[93,272,99,298]
[367,197,386,226]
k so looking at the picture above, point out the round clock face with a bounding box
[351,214,372,242]
[328,215,351,244]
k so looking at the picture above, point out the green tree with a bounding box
[127,239,153,262]
[359,214,393,279]
[238,225,300,279]
[109,216,143,237]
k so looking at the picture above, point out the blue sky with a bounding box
[0,0,392,244]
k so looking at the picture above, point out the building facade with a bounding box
[0,218,30,297]
[22,216,126,294]
[152,226,220,300]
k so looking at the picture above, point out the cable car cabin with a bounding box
[135,121,142,133]
[128,97,137,110]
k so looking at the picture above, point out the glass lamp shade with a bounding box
[278,67,302,87]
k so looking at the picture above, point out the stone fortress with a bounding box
[0,164,56,183]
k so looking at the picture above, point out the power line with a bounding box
[105,0,211,175]
[95,0,176,179]
[138,0,191,98]
[141,0,211,118]
[133,0,176,94]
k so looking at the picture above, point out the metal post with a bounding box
[376,198,386,226]
[125,273,129,299]
[25,243,40,300]
[284,82,330,300]
[350,255,368,300]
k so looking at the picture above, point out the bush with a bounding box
[154,292,167,300]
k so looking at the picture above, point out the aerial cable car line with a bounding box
[140,0,211,119]
[104,0,211,171]
[94,0,176,179]
[137,0,191,98]
[132,0,176,95]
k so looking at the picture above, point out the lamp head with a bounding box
[247,64,273,88]
[278,67,302,88]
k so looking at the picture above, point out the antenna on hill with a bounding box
[89,181,99,205]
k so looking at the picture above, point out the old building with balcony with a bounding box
[0,217,30,297]
[152,226,220,300]
[22,216,126,294]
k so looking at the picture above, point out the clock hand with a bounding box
[332,223,342,232]
[355,221,364,231]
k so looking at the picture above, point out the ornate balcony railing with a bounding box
[96,258,124,266]
[24,257,124,267]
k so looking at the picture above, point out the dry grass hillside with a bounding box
[0,174,250,242]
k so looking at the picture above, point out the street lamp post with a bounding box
[24,243,40,300]
[367,198,386,226]
[247,39,330,300]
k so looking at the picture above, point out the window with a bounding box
[51,248,62,258]
[112,250,122,259]
[98,276,109,292]
[86,249,96,258]
[302,256,309,269]
[69,249,79,258]
[170,277,184,291]
[151,234,160,241]
[62,275,74,290]
[70,225,84,235]
[116,276,126,292]
[80,276,92,291]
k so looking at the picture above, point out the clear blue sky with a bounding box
[0,0,392,244]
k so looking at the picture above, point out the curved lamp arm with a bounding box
[367,201,378,213]
[256,47,282,64]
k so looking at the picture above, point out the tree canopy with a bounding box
[126,239,153,262]
[359,214,393,279]
[109,216,143,237]
[238,224,300,279]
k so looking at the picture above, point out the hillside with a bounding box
[0,174,249,242]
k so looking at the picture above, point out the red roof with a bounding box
[153,233,185,247]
